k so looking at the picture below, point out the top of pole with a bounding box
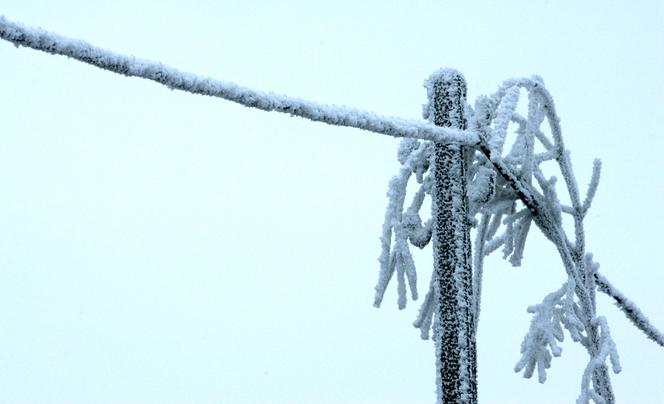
[423,68,468,131]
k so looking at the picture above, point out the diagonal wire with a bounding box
[0,15,477,145]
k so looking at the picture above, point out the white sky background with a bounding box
[1,1,662,403]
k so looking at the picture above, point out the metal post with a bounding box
[428,69,477,403]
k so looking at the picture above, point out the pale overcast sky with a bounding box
[1,1,662,403]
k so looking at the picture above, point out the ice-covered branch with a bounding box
[472,214,489,333]
[577,316,621,404]
[375,142,429,308]
[489,85,520,155]
[467,77,620,401]
[0,15,477,145]
[582,160,602,214]
[515,280,585,383]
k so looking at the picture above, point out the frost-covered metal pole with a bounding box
[427,69,477,403]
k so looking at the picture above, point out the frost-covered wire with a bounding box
[0,15,477,145]
[595,273,664,347]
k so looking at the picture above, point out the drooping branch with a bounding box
[0,15,477,145]
[472,79,620,402]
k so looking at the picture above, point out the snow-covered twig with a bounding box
[582,160,602,215]
[413,277,436,340]
[514,280,585,383]
[472,214,489,332]
[375,142,429,308]
[489,85,520,155]
[577,317,621,404]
